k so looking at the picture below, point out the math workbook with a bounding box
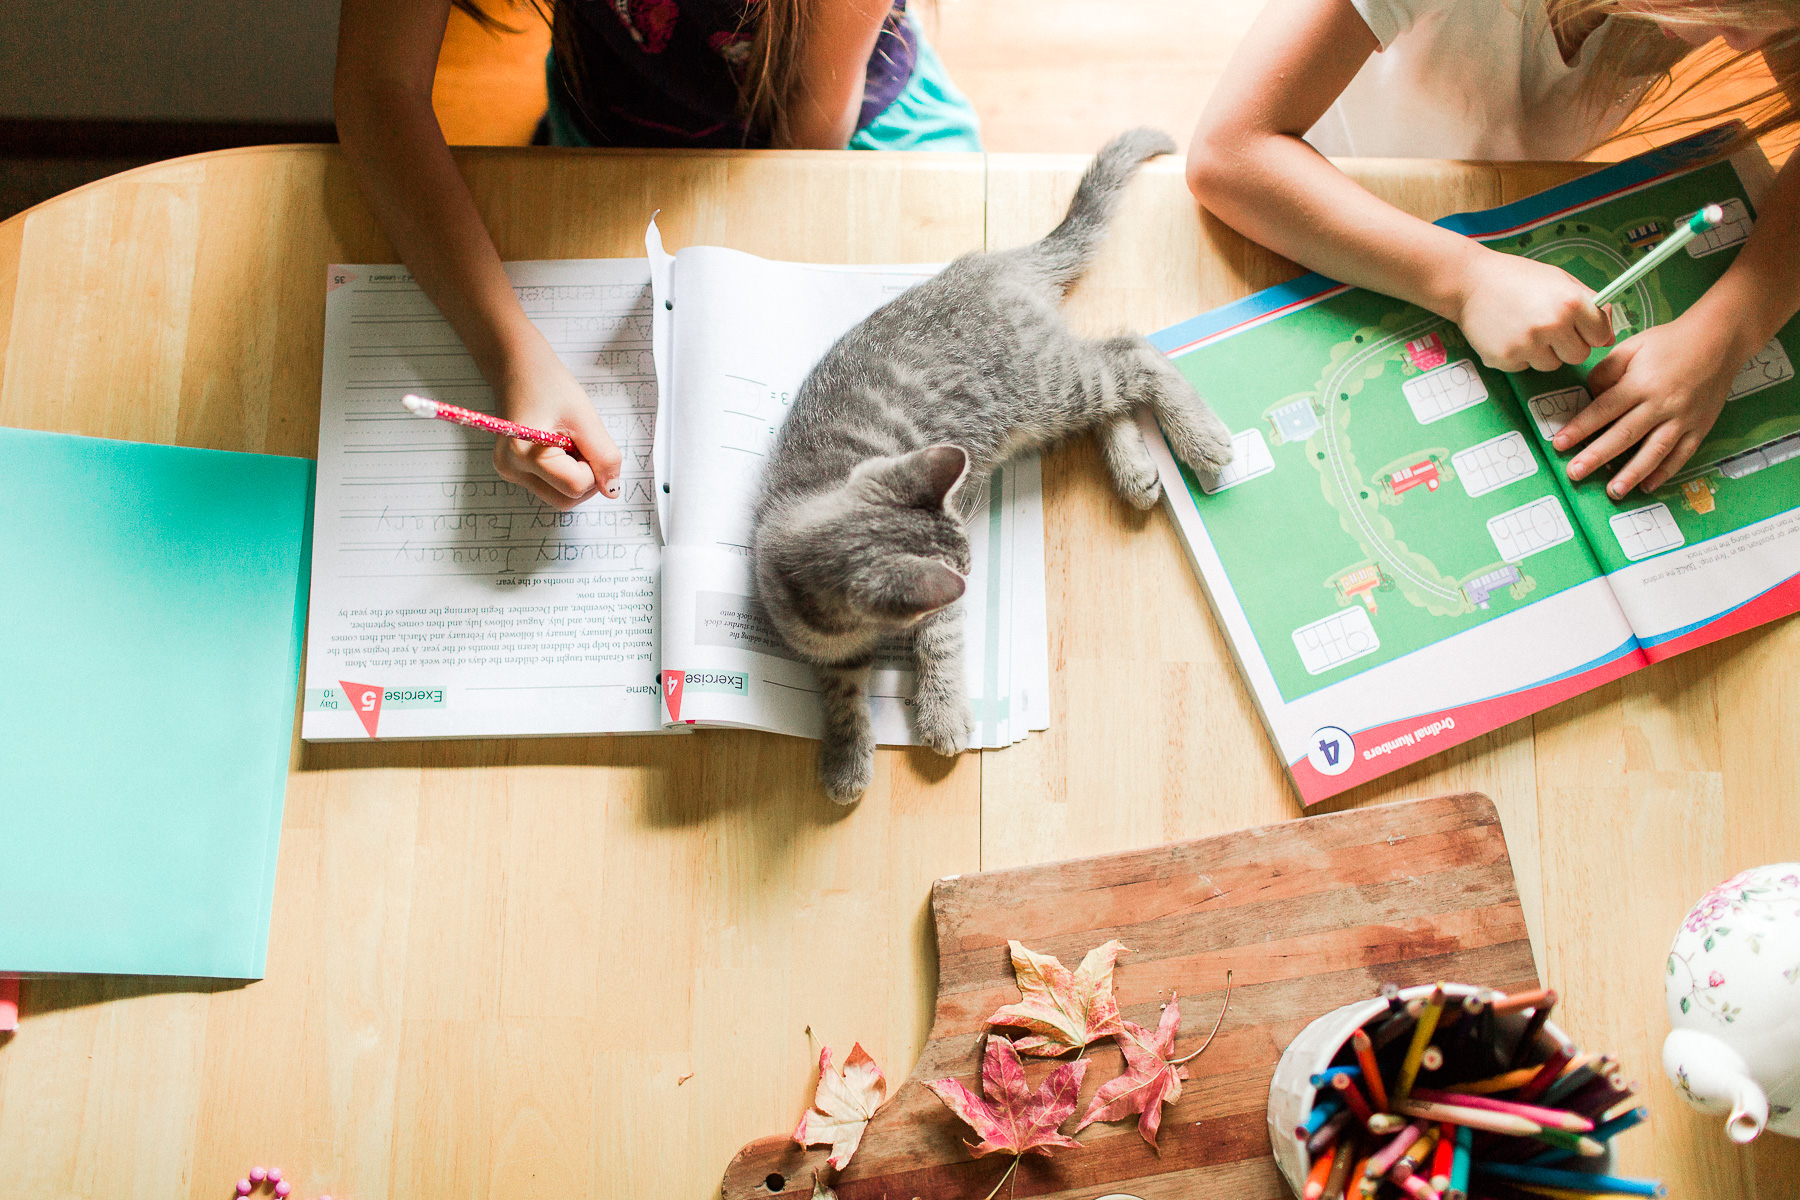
[1145,127,1800,804]
[302,230,1048,746]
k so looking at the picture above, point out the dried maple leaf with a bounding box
[810,1170,837,1200]
[984,939,1128,1056]
[793,1043,886,1170]
[1076,973,1233,1149]
[1076,996,1187,1146]
[924,1034,1088,1159]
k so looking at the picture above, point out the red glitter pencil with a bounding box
[400,394,577,453]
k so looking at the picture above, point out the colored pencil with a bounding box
[1396,986,1447,1103]
[1333,1071,1376,1125]
[1449,1124,1473,1198]
[1399,1173,1441,1200]
[1456,1064,1543,1094]
[1591,205,1725,308]
[1525,1107,1649,1166]
[1409,1088,1595,1132]
[1489,988,1555,1017]
[1367,1122,1426,1177]
[1353,1029,1390,1111]
[1314,1064,1363,1087]
[1422,1045,1446,1072]
[1474,1162,1667,1197]
[1509,991,1558,1068]
[1514,1046,1574,1105]
[1303,1095,1345,1136]
[400,394,577,452]
[1538,1064,1599,1108]
[1373,1008,1420,1050]
[1527,1128,1604,1157]
[1393,1125,1439,1179]
[1305,1145,1337,1200]
[1369,1112,1409,1134]
[1324,1131,1362,1200]
[1309,1108,1354,1155]
[1429,1123,1456,1190]
[1395,1099,1543,1136]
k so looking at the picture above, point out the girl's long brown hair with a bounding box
[1543,0,1800,155]
[454,0,894,146]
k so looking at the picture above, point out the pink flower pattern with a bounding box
[1707,971,1726,988]
[610,0,680,54]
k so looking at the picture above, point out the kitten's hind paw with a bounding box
[819,738,874,804]
[915,688,975,758]
[1099,417,1163,509]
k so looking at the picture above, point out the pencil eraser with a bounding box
[273,1183,291,1197]
[250,1169,267,1183]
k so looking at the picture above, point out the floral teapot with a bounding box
[1663,864,1800,1142]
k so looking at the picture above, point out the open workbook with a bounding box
[302,230,1048,745]
[1144,127,1800,805]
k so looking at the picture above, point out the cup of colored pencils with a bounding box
[1268,982,1658,1200]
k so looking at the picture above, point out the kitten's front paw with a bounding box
[1171,403,1235,476]
[819,733,874,803]
[915,686,974,758]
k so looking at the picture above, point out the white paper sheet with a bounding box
[303,261,665,739]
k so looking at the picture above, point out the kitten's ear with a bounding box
[885,444,970,510]
[858,555,966,619]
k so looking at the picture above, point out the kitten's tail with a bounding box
[1030,127,1177,291]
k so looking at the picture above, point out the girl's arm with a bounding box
[781,0,899,149]
[1187,0,1614,371]
[1553,46,1800,496]
[334,0,621,509]
[1555,149,1800,495]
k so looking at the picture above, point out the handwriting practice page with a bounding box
[303,261,666,739]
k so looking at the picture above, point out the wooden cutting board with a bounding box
[722,792,1537,1200]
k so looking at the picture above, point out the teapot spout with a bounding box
[1663,1029,1769,1143]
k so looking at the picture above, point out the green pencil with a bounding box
[1591,204,1725,309]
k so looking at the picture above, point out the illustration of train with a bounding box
[1385,458,1442,497]
[1624,221,1666,252]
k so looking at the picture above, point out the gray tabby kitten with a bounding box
[752,128,1232,803]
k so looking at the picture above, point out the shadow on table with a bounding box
[1,974,247,1028]
[293,726,953,829]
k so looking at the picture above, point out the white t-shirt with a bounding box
[1305,0,1655,159]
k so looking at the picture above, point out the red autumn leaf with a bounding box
[984,939,1128,1056]
[924,1034,1088,1158]
[793,1043,886,1169]
[1076,994,1188,1146]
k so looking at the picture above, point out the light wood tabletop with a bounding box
[0,146,1795,1200]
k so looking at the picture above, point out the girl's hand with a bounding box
[1552,314,1740,498]
[1452,248,1617,373]
[492,342,623,509]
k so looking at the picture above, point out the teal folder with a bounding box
[0,429,313,978]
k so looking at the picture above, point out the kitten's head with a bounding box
[754,444,972,666]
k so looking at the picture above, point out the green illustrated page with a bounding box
[1162,290,1605,705]
[1473,155,1800,578]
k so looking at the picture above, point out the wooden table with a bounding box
[0,147,1794,1200]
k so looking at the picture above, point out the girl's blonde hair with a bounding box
[456,0,902,147]
[1544,0,1800,154]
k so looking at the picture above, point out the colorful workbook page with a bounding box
[1143,128,1800,804]
[0,428,312,977]
[1455,141,1800,659]
[304,260,666,739]
[648,231,1051,746]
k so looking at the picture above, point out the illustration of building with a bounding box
[1680,477,1716,515]
[1624,221,1665,251]
[1404,332,1448,372]
[1463,564,1523,609]
[1268,397,1322,443]
[1719,430,1800,479]
[1386,459,1442,497]
[1334,564,1388,613]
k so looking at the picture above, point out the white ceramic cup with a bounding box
[1267,983,1575,1198]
